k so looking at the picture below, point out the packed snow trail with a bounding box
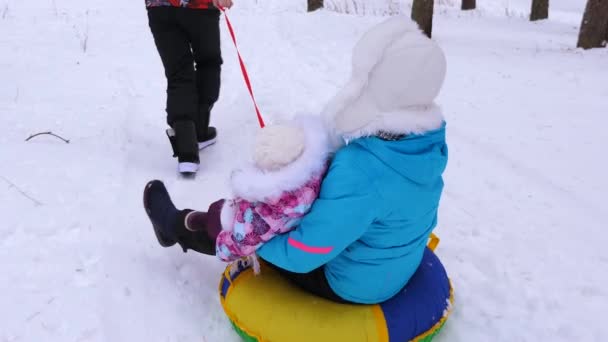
[1,1,607,341]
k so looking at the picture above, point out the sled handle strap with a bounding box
[219,7,266,128]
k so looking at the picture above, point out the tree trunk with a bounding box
[411,0,434,38]
[577,0,608,49]
[461,0,476,10]
[530,0,549,21]
[308,0,323,12]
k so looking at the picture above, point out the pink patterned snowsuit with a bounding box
[214,115,332,263]
[215,170,326,262]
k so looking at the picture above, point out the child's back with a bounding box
[321,127,447,303]
[257,16,448,304]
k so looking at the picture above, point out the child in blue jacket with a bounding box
[143,16,448,304]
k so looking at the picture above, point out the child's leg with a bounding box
[177,225,216,255]
[179,9,222,141]
[147,7,199,164]
[185,199,224,238]
[143,180,216,255]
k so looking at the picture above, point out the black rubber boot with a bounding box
[167,120,200,176]
[197,104,217,151]
[198,127,217,151]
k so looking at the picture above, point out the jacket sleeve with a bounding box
[215,198,266,262]
[256,160,376,273]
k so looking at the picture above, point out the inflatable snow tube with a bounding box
[218,238,454,342]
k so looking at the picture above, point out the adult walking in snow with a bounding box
[146,0,234,175]
[143,16,449,304]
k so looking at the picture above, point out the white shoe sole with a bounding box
[198,137,217,150]
[178,162,199,174]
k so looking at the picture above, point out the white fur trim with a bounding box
[219,200,236,231]
[343,105,444,141]
[230,115,332,202]
[184,211,197,231]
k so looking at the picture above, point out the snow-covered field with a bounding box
[1,0,606,341]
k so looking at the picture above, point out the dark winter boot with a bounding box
[198,127,217,151]
[143,180,216,255]
[166,120,200,175]
[196,104,217,151]
[184,199,225,240]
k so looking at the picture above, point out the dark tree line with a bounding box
[577,0,608,49]
[462,0,476,11]
[530,0,549,21]
[412,0,435,37]
[310,0,607,50]
[308,0,323,12]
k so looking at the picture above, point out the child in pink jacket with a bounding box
[143,115,332,271]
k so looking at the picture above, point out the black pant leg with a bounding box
[179,9,222,137]
[263,262,354,304]
[147,7,199,126]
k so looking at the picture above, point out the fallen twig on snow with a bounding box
[2,3,8,20]
[0,175,43,206]
[25,131,70,144]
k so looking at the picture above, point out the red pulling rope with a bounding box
[219,7,266,128]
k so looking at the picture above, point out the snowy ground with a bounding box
[1,0,607,341]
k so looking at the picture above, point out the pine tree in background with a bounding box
[577,0,608,49]
[411,0,434,38]
[308,0,323,12]
[462,0,476,10]
[530,0,549,21]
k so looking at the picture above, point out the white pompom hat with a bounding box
[230,115,332,202]
[254,124,306,172]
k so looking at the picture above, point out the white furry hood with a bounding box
[230,115,332,202]
[323,16,447,141]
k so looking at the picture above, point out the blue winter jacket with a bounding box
[257,124,448,304]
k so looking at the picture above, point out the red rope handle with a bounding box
[219,7,266,128]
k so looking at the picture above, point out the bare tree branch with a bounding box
[0,175,43,206]
[25,131,70,144]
